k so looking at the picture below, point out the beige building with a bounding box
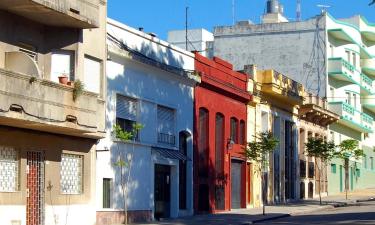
[298,95,339,199]
[0,1,107,225]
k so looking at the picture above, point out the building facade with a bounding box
[246,66,304,204]
[0,1,107,225]
[193,53,251,213]
[96,19,199,224]
[213,11,375,195]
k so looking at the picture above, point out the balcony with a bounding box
[257,70,304,105]
[0,68,104,139]
[0,0,100,28]
[361,58,375,77]
[329,102,373,133]
[299,94,339,127]
[360,73,373,94]
[328,58,361,84]
[362,94,375,113]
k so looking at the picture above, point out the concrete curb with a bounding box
[356,197,375,203]
[241,214,291,224]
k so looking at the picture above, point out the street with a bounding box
[260,201,375,225]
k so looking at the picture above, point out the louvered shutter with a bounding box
[157,106,175,134]
[116,95,137,121]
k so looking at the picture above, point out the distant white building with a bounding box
[96,19,199,225]
[168,28,214,58]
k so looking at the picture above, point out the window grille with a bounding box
[60,154,83,194]
[157,105,175,145]
[0,146,19,192]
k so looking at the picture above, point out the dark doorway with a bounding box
[308,182,314,199]
[179,132,188,210]
[154,164,171,219]
[231,159,242,209]
[198,184,209,212]
[300,182,305,199]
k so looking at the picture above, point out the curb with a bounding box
[241,214,291,224]
[356,197,375,203]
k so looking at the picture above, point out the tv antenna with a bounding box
[296,0,301,21]
[232,0,235,25]
[317,4,331,13]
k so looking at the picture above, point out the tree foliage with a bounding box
[335,139,364,160]
[305,137,335,162]
[245,131,279,171]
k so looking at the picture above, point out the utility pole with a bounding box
[185,6,188,51]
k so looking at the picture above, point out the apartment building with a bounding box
[213,3,375,194]
[0,1,107,225]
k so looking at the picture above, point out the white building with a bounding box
[96,19,199,224]
[168,28,214,58]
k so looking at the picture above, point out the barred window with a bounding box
[60,154,83,194]
[157,105,176,145]
[0,146,19,192]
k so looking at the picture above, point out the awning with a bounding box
[151,147,190,161]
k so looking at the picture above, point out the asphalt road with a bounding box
[260,201,375,225]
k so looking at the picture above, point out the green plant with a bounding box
[113,123,143,225]
[305,137,335,204]
[245,131,279,215]
[72,79,84,102]
[29,76,37,84]
[335,139,364,200]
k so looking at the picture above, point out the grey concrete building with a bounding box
[0,1,107,225]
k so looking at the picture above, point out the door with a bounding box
[154,164,171,219]
[26,151,45,225]
[339,165,343,192]
[231,160,242,209]
[350,167,354,191]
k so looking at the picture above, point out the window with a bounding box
[239,120,246,145]
[157,105,176,145]
[51,51,75,82]
[60,154,83,194]
[363,155,367,169]
[345,50,350,62]
[356,168,361,177]
[329,44,334,57]
[308,162,314,178]
[331,164,337,173]
[0,146,19,192]
[330,131,334,142]
[353,93,357,108]
[352,52,357,67]
[300,160,306,178]
[84,56,101,93]
[371,157,374,170]
[345,92,351,105]
[103,178,112,208]
[215,113,224,176]
[198,108,209,178]
[116,95,138,140]
[230,117,238,144]
[330,87,335,101]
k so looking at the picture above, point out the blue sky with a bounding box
[108,0,375,40]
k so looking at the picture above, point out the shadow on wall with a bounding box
[105,41,196,213]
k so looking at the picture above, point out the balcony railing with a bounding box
[360,73,373,93]
[329,102,373,133]
[158,133,176,145]
[328,58,361,84]
[304,94,327,109]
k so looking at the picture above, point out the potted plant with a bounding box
[58,74,68,85]
[72,79,84,102]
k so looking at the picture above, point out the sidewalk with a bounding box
[129,188,375,225]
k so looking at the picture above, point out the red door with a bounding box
[26,151,44,225]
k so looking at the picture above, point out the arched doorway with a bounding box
[308,182,314,199]
[300,182,305,199]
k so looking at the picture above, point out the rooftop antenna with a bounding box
[185,6,188,50]
[296,0,301,21]
[232,0,235,25]
[317,4,331,13]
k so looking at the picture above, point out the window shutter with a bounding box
[157,106,175,134]
[84,57,101,93]
[116,95,137,121]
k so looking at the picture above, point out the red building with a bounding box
[193,53,252,213]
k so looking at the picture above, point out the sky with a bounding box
[108,0,375,40]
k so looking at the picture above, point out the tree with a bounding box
[370,0,375,6]
[245,131,279,215]
[335,139,364,200]
[113,123,143,225]
[305,137,335,205]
